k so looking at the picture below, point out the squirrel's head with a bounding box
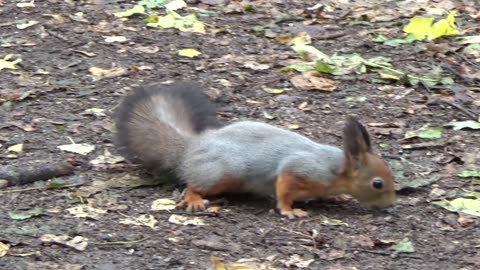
[341,116,396,208]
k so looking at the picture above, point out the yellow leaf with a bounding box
[0,54,22,71]
[0,242,10,257]
[379,72,400,80]
[276,32,311,46]
[428,11,459,40]
[403,17,434,40]
[151,198,177,211]
[178,48,201,58]
[7,144,23,153]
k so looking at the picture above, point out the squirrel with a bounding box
[114,81,396,218]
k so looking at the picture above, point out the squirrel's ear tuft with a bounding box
[343,116,372,157]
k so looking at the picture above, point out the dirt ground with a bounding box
[1,0,479,269]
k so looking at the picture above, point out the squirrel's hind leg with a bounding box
[176,177,243,212]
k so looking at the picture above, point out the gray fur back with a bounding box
[179,121,344,195]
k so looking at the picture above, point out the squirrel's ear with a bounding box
[343,116,372,160]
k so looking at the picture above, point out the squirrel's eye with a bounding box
[371,178,384,190]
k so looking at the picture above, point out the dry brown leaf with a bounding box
[290,71,337,91]
[89,67,129,79]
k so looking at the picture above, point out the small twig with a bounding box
[0,183,83,194]
[92,238,147,246]
[453,51,480,69]
[349,248,391,256]
[160,210,219,217]
[316,31,348,40]
[45,30,69,43]
[440,100,479,121]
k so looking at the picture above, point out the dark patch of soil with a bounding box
[1,1,479,269]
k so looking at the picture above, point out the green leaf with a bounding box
[262,112,276,120]
[8,207,44,220]
[384,38,413,47]
[372,35,389,43]
[287,63,314,72]
[391,238,415,253]
[418,126,442,138]
[404,125,442,140]
[114,5,146,17]
[373,35,414,47]
[314,61,334,74]
[432,198,480,217]
[456,35,480,44]
[457,170,480,178]
[463,43,480,54]
[446,120,480,130]
[291,45,331,62]
[146,10,205,33]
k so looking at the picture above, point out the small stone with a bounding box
[0,179,9,189]
[429,188,446,199]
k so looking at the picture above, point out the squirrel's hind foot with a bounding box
[280,208,309,219]
[176,187,209,212]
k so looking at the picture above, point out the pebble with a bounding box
[0,179,9,189]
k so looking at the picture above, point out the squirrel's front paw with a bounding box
[280,208,309,219]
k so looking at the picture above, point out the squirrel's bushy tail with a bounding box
[114,81,220,171]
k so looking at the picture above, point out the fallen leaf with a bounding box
[290,71,337,91]
[457,170,480,178]
[58,143,95,155]
[0,54,22,71]
[433,198,480,217]
[40,234,88,251]
[350,235,375,248]
[0,242,9,257]
[263,87,285,94]
[445,120,480,130]
[90,149,125,165]
[8,207,43,220]
[283,254,314,268]
[114,4,146,17]
[120,214,158,229]
[287,124,300,130]
[403,125,442,140]
[147,10,205,34]
[66,205,107,219]
[244,61,270,70]
[17,1,35,8]
[16,20,40,29]
[89,67,129,79]
[84,108,106,117]
[165,0,187,11]
[276,32,311,46]
[151,198,177,211]
[403,11,459,41]
[178,48,201,58]
[103,36,128,43]
[262,112,276,120]
[168,214,206,226]
[319,215,348,226]
[7,144,23,153]
[391,238,415,253]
